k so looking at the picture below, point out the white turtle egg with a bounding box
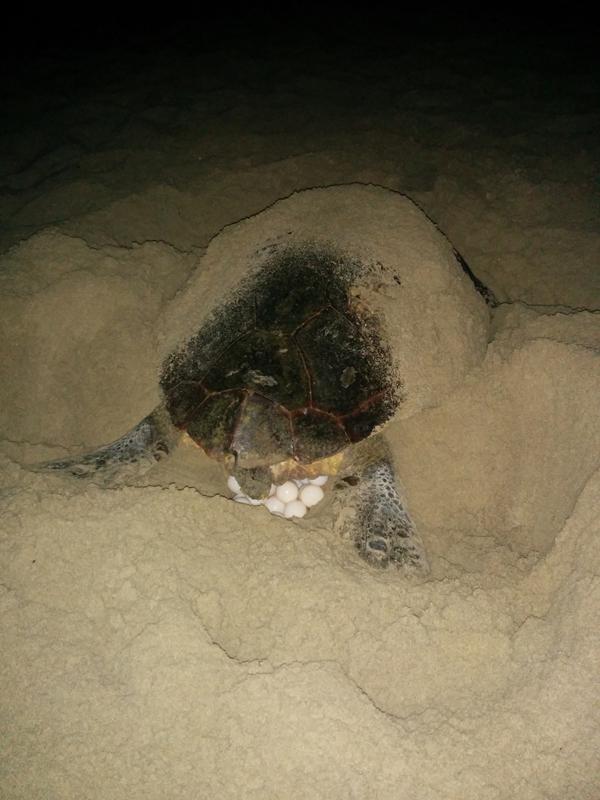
[227,475,241,494]
[284,499,307,518]
[276,481,299,503]
[309,475,328,486]
[264,496,285,515]
[299,484,324,507]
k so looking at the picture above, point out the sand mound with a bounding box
[2,191,599,797]
[0,231,193,450]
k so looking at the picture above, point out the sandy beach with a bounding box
[1,18,599,799]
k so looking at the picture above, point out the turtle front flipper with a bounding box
[36,404,180,481]
[334,435,429,573]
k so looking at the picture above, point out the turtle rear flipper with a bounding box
[334,434,429,572]
[37,404,180,481]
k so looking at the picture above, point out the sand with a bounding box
[1,24,599,800]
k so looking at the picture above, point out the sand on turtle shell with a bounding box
[1,29,599,800]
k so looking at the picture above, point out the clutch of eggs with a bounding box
[227,474,327,517]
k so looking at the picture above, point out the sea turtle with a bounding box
[38,186,492,571]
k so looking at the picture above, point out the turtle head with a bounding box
[232,464,273,500]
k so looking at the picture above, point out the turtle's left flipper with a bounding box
[35,404,180,482]
[334,435,429,573]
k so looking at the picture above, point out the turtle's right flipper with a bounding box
[334,434,429,573]
[36,404,180,481]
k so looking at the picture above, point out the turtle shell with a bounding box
[160,247,398,469]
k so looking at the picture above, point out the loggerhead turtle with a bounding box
[38,188,492,572]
